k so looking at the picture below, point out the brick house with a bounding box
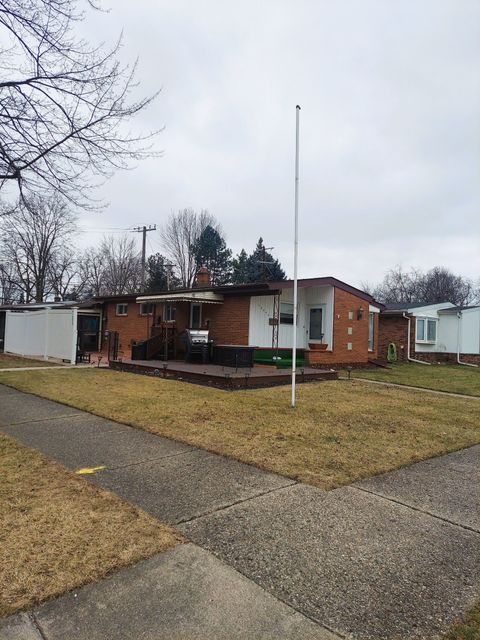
[97,276,382,368]
[378,302,480,365]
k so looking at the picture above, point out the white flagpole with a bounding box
[291,105,300,408]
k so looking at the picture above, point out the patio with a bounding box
[109,358,338,388]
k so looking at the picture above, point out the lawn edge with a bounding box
[1,373,479,492]
[346,376,480,399]
[0,431,185,620]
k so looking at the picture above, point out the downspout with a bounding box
[456,311,479,368]
[402,313,431,365]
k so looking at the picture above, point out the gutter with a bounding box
[402,313,431,365]
[456,312,479,368]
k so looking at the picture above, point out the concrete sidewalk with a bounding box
[1,383,479,639]
[0,545,334,640]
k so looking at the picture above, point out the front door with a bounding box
[308,306,323,342]
[77,315,100,351]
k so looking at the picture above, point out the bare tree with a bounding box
[77,248,105,298]
[0,194,77,302]
[99,235,142,294]
[0,261,21,304]
[371,266,475,306]
[161,209,218,288]
[47,251,79,300]
[0,0,160,209]
[75,235,142,297]
[418,267,474,307]
[474,279,480,305]
[371,266,424,304]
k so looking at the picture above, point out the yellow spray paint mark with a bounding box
[75,465,106,475]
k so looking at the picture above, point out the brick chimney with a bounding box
[195,266,210,287]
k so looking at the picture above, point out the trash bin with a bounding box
[131,340,147,360]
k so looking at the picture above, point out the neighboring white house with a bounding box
[437,306,480,355]
[380,302,480,365]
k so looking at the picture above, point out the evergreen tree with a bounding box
[145,253,179,292]
[191,225,232,286]
[245,238,286,283]
[231,249,249,284]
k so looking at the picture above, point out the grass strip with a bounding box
[0,433,181,618]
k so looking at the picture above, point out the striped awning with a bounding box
[136,291,224,305]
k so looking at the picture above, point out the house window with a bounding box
[139,303,154,316]
[190,302,202,328]
[116,303,128,316]
[280,302,294,325]
[368,312,375,351]
[164,304,176,322]
[416,317,437,343]
[427,319,437,342]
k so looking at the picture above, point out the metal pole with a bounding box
[292,105,300,408]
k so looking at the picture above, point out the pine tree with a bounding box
[231,249,249,284]
[145,253,179,292]
[191,225,232,286]
[245,238,286,283]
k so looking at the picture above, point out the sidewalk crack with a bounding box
[100,448,197,472]
[177,480,298,526]
[2,413,84,427]
[351,486,480,534]
[29,612,48,640]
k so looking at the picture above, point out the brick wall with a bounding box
[102,297,250,359]
[305,287,375,367]
[204,296,250,345]
[102,301,155,358]
[378,314,409,362]
[410,352,480,365]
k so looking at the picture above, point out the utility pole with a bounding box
[132,224,156,291]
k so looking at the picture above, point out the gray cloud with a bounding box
[76,0,480,285]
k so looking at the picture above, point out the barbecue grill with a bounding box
[184,329,211,363]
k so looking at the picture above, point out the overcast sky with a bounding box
[77,0,480,287]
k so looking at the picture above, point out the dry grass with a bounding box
[350,363,480,397]
[445,601,480,639]
[0,353,59,369]
[0,433,181,618]
[1,368,479,490]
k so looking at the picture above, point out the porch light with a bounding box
[357,307,364,321]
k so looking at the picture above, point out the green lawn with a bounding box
[350,363,480,397]
[0,368,478,490]
[0,353,58,369]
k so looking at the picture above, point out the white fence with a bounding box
[4,308,77,364]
